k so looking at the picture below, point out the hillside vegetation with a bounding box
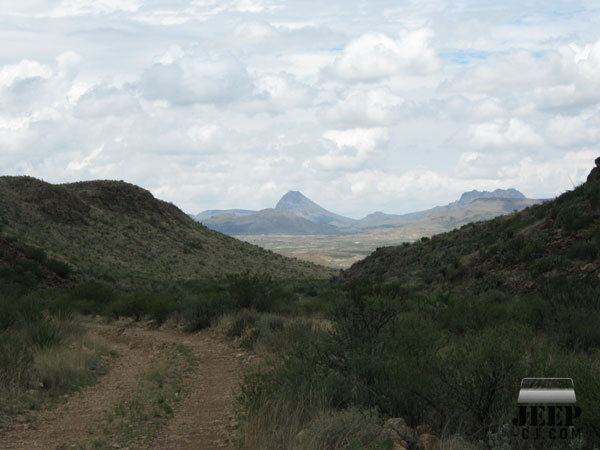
[0,176,332,288]
[345,161,600,294]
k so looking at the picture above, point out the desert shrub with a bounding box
[472,272,504,293]
[16,293,45,323]
[554,307,600,351]
[240,314,288,351]
[567,241,597,260]
[227,271,277,312]
[45,258,72,278]
[438,295,507,334]
[146,295,176,326]
[0,295,18,330]
[556,203,593,232]
[10,259,43,286]
[302,408,386,450]
[435,325,537,439]
[227,309,259,337]
[0,332,33,391]
[33,343,103,396]
[586,181,600,208]
[528,255,567,277]
[18,244,46,263]
[71,282,116,314]
[520,233,546,260]
[21,314,70,350]
[516,294,552,332]
[181,294,227,332]
[118,293,151,321]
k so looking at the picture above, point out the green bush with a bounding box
[438,295,507,334]
[556,203,593,232]
[567,241,597,260]
[147,295,176,326]
[72,282,116,314]
[435,325,536,438]
[45,258,72,278]
[472,272,504,293]
[227,271,277,312]
[528,255,566,277]
[181,294,226,332]
[119,293,151,321]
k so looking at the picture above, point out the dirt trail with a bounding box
[0,322,241,450]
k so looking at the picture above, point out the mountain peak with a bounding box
[275,190,356,226]
[458,188,525,205]
[278,190,308,203]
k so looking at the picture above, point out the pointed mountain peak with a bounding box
[278,190,308,202]
[276,191,314,209]
[274,190,356,226]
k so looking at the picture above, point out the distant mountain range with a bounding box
[194,188,543,235]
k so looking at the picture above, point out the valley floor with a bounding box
[0,321,240,449]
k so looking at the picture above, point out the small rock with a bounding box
[417,433,440,450]
[582,263,598,273]
[235,353,245,358]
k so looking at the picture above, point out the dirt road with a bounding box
[0,322,241,450]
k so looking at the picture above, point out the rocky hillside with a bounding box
[0,177,333,287]
[344,159,600,294]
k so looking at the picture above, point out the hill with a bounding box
[202,208,340,235]
[0,176,333,287]
[344,159,600,294]
[194,209,256,222]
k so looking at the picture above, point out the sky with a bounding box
[1,0,599,218]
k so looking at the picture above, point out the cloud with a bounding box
[312,127,389,171]
[139,54,252,105]
[320,87,405,127]
[48,0,141,17]
[468,118,543,150]
[67,144,105,171]
[0,59,53,88]
[329,29,439,82]
[74,85,139,118]
[546,113,600,147]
